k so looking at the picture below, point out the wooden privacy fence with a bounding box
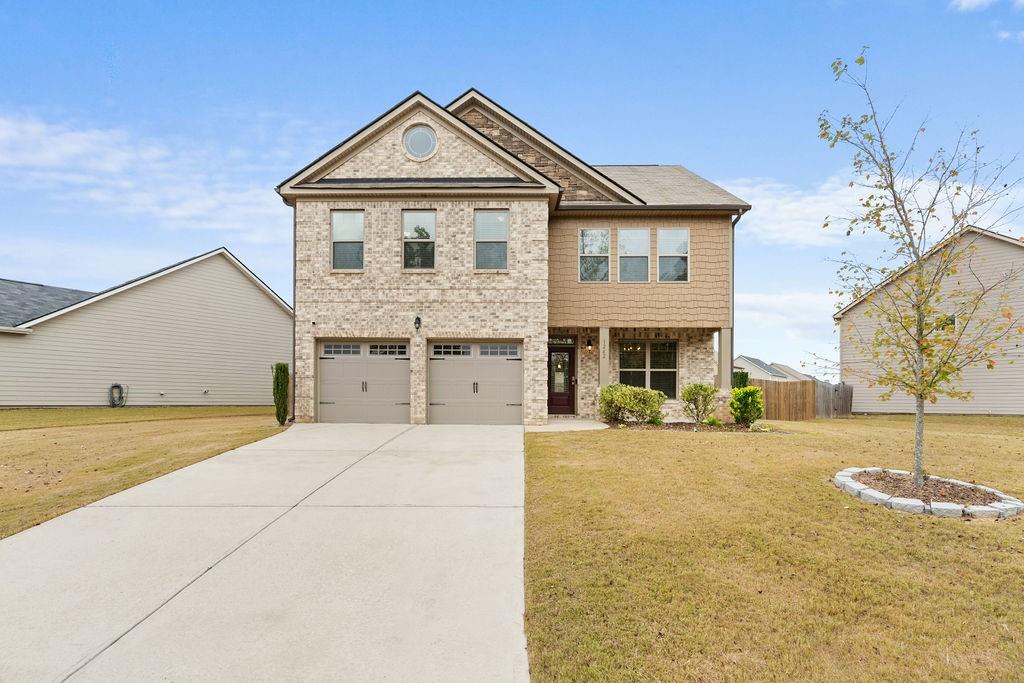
[748,379,853,421]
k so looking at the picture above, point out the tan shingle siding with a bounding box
[548,215,732,327]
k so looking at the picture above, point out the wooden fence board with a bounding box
[747,379,853,420]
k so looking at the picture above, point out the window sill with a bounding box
[330,269,364,274]
[474,269,510,274]
[402,268,436,274]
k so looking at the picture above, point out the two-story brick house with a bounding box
[277,90,749,426]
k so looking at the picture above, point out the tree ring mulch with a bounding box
[832,467,1023,519]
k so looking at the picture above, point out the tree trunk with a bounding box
[913,394,925,487]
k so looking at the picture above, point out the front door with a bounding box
[547,347,576,414]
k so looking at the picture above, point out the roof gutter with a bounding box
[0,326,32,335]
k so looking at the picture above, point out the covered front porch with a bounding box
[546,326,733,421]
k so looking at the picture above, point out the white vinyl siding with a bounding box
[839,234,1024,414]
[0,254,293,406]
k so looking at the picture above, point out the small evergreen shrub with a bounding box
[729,385,764,426]
[272,362,290,426]
[599,383,667,424]
[704,415,723,427]
[680,383,718,424]
[732,370,749,388]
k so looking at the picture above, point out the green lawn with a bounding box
[525,415,1024,681]
[0,406,283,538]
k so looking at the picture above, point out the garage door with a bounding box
[427,342,523,425]
[318,341,410,423]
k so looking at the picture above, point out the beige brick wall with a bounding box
[547,326,717,420]
[548,215,732,328]
[294,197,549,424]
[323,109,515,180]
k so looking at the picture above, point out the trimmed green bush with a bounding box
[729,385,764,426]
[599,383,667,424]
[732,370,749,388]
[704,415,723,427]
[680,383,718,424]
[272,362,289,426]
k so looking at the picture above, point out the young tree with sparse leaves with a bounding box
[820,51,1024,486]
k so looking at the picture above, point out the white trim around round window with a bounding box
[402,124,438,161]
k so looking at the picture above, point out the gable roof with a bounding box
[276,91,561,204]
[592,165,750,210]
[735,355,789,379]
[770,362,813,381]
[0,279,94,327]
[9,248,292,330]
[446,88,645,205]
[833,226,1024,320]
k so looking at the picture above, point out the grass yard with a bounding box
[0,406,283,538]
[525,415,1024,681]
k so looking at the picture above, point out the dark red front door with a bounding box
[547,347,576,414]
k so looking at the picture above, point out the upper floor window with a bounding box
[331,211,364,270]
[475,210,509,269]
[618,228,650,282]
[403,210,436,269]
[658,228,689,282]
[403,125,437,160]
[579,228,610,282]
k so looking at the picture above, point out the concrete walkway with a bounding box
[0,424,528,682]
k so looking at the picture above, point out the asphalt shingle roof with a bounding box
[0,278,95,327]
[592,165,749,208]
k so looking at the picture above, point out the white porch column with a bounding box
[598,327,610,387]
[717,327,733,393]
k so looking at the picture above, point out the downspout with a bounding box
[729,209,745,385]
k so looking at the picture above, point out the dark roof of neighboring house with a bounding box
[735,355,788,379]
[590,165,750,210]
[0,278,95,327]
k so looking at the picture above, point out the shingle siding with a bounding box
[0,255,293,406]
[840,233,1024,414]
[548,214,732,328]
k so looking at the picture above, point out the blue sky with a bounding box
[2,0,1022,372]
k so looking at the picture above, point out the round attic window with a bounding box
[403,125,437,160]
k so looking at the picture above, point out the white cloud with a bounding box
[721,175,861,247]
[950,0,996,10]
[0,113,292,244]
[735,290,840,378]
[1015,0,1024,8]
[996,29,1024,41]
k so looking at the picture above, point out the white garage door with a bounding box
[427,342,523,425]
[318,341,410,423]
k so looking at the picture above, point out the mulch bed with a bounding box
[608,421,759,432]
[853,471,1000,505]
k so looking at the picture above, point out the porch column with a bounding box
[598,327,610,387]
[717,327,733,393]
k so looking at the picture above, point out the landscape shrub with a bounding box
[729,385,764,426]
[272,362,289,426]
[732,370,749,388]
[704,415,723,427]
[680,383,718,424]
[599,383,667,424]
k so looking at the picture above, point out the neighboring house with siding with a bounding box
[0,248,293,406]
[733,355,791,382]
[277,89,749,425]
[770,362,814,382]
[835,227,1024,415]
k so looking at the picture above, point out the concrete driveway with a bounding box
[0,424,528,682]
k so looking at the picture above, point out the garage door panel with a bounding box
[319,342,410,424]
[427,343,523,425]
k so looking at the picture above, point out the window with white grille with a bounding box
[432,344,471,357]
[323,343,360,356]
[479,343,519,357]
[369,343,408,356]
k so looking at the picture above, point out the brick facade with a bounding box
[294,197,549,425]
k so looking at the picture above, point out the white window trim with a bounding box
[402,209,436,270]
[657,228,690,283]
[617,340,679,399]
[617,228,650,283]
[578,227,611,283]
[330,210,365,272]
[474,209,510,271]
